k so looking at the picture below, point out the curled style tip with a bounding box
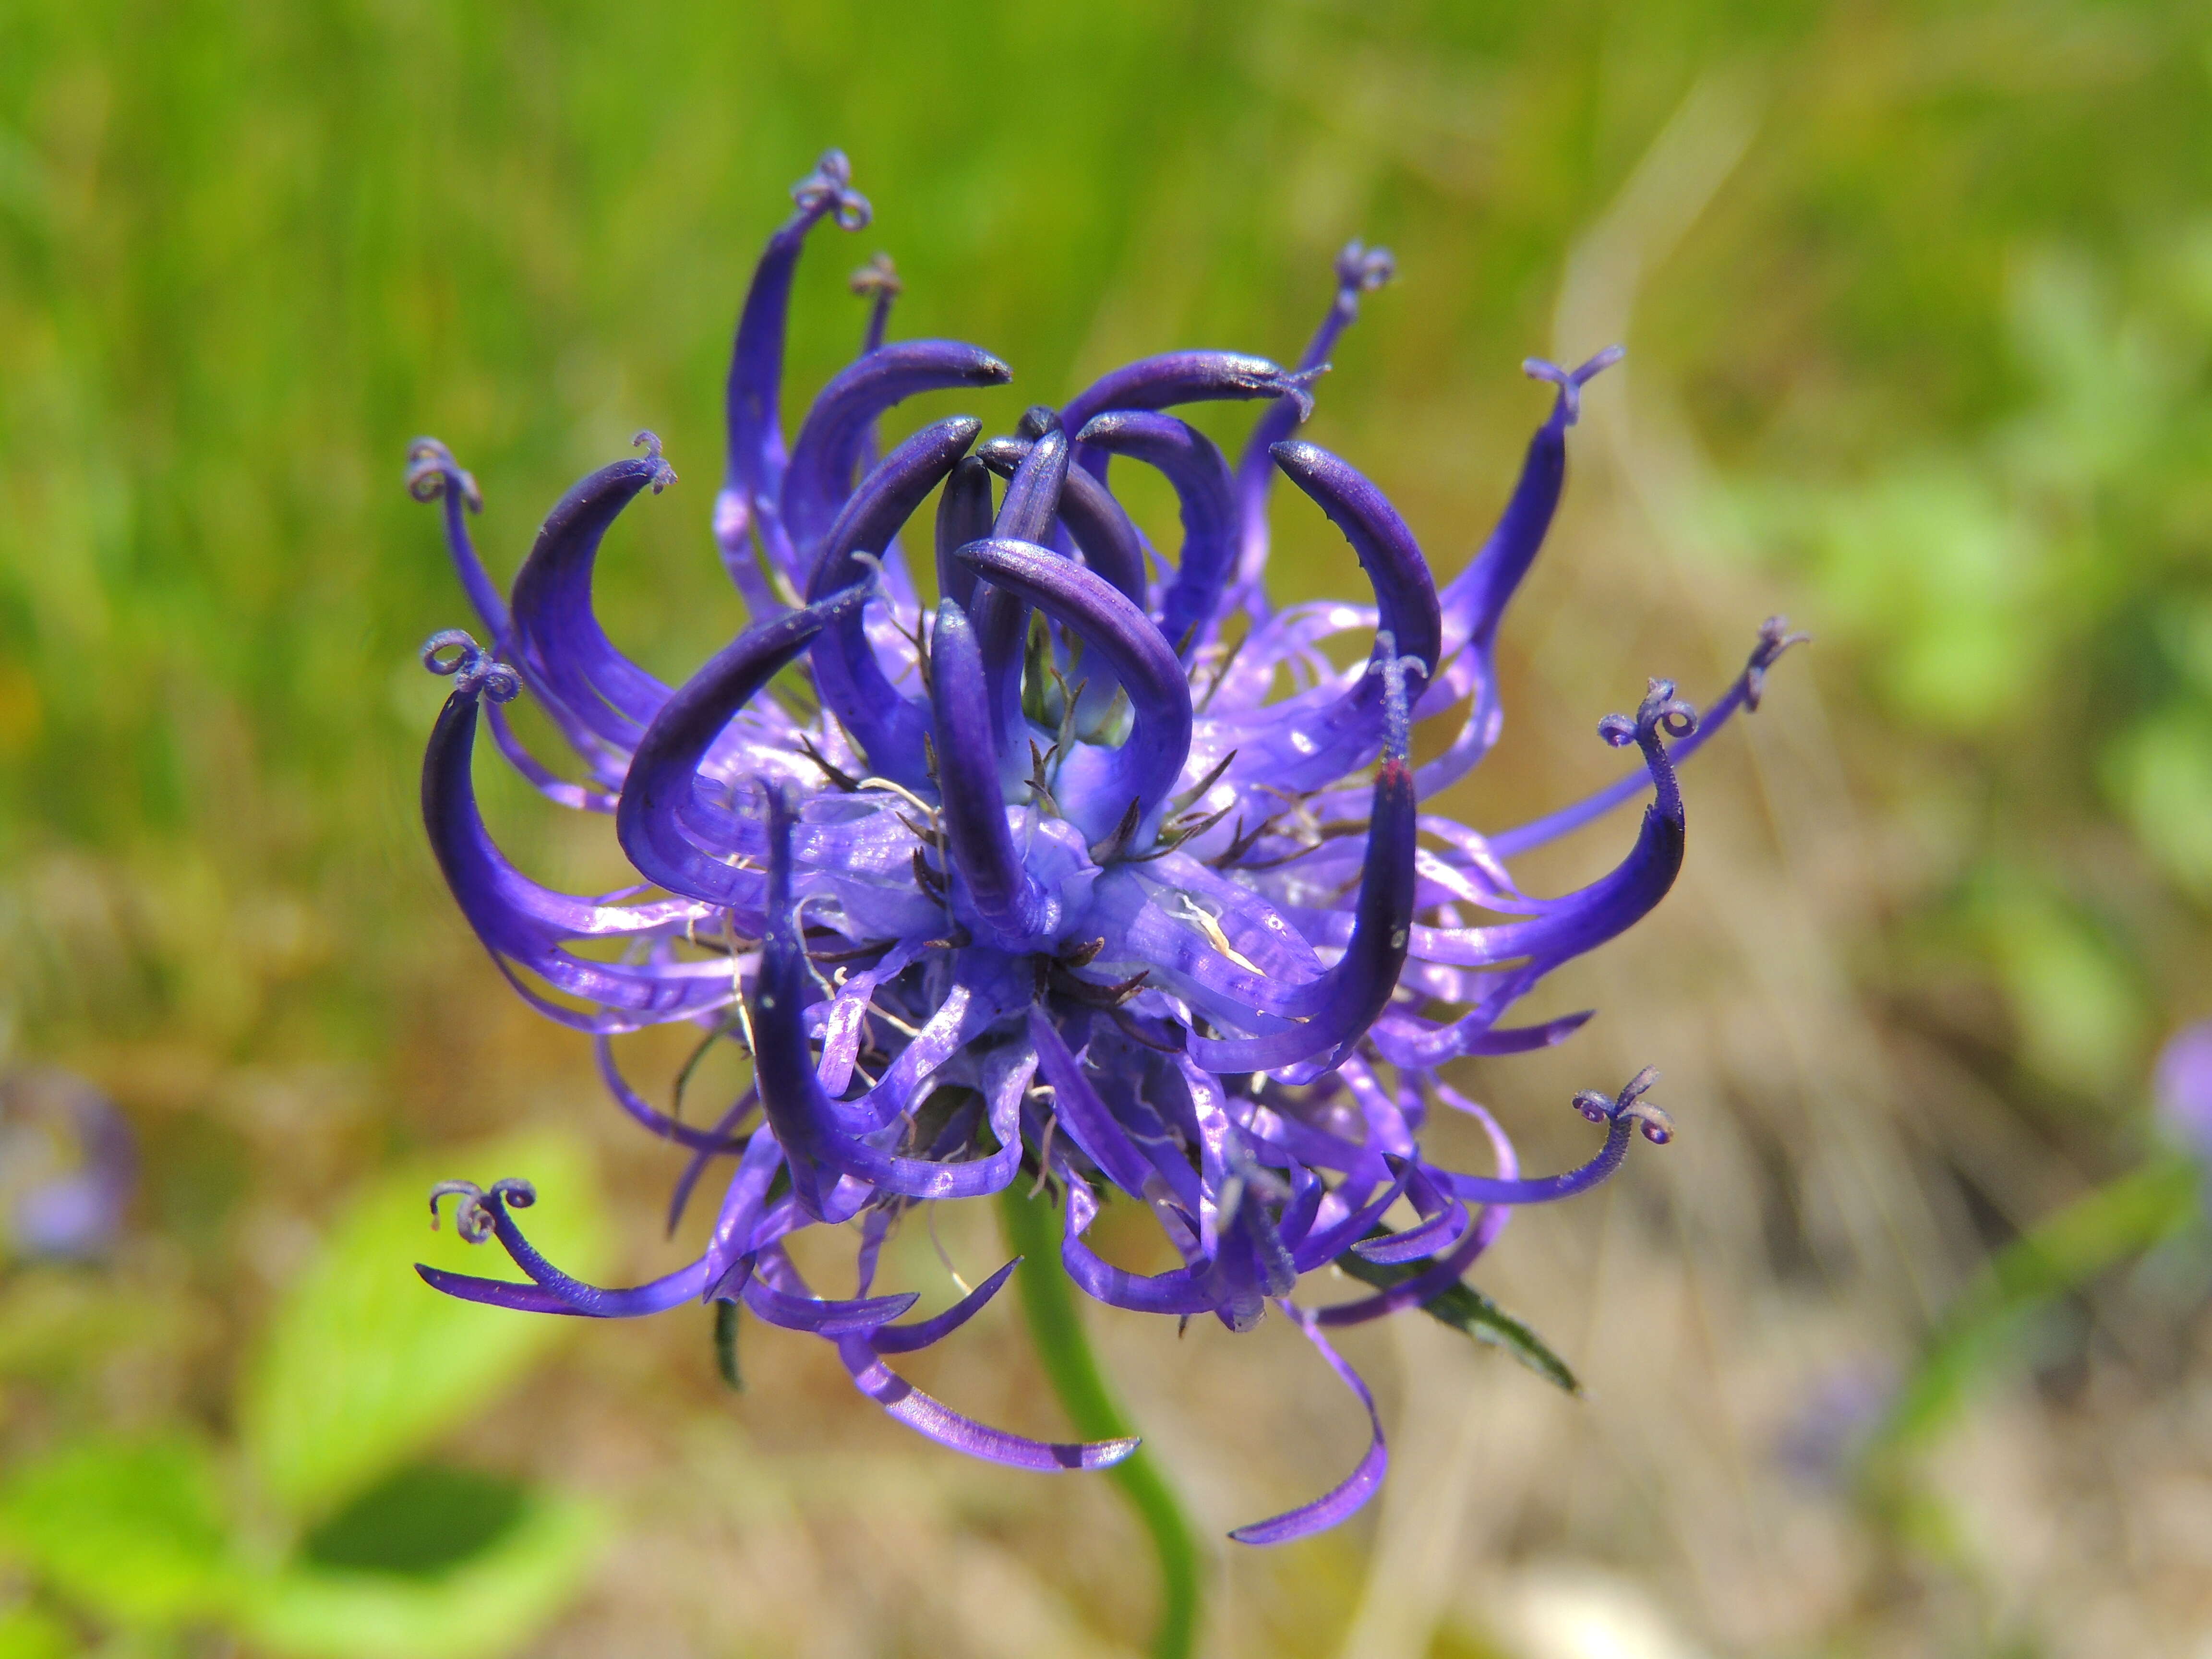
[1572,1066,1673,1145]
[1744,615,1812,710]
[1599,679,1697,750]
[852,253,900,357]
[1522,346,1625,428]
[1334,241,1396,296]
[792,149,871,230]
[631,430,678,492]
[406,438,481,511]
[421,629,520,703]
[849,252,901,298]
[428,1177,537,1243]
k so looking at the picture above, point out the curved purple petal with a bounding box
[1075,411,1237,652]
[801,417,981,787]
[976,436,1149,607]
[837,1333,1140,1470]
[615,593,862,909]
[869,1258,1022,1354]
[739,1272,919,1334]
[932,599,1058,944]
[781,340,1011,560]
[509,440,679,748]
[954,537,1193,842]
[720,150,872,605]
[935,454,996,610]
[1227,1304,1387,1544]
[1062,350,1319,487]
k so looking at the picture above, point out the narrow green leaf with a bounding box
[712,1298,743,1392]
[1333,1241,1582,1396]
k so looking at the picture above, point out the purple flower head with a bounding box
[0,1069,135,1262]
[408,152,1802,1541]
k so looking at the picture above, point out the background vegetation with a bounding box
[3,0,2210,1653]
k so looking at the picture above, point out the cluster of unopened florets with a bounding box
[406,150,1801,1539]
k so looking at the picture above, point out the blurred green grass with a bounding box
[3,1,2212,1654]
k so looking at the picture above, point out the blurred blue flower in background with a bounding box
[0,1068,134,1262]
[406,151,1796,1541]
[2154,1019,2212,1166]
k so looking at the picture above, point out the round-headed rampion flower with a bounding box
[409,150,1802,1541]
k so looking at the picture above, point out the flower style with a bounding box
[409,150,1802,1540]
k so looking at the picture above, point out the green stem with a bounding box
[999,1185,1202,1659]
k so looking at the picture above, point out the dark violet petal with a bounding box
[1314,1200,1508,1330]
[1369,1006,1592,1067]
[931,600,1058,944]
[1435,349,1621,656]
[720,150,871,600]
[509,440,679,747]
[1029,1010,1157,1197]
[1350,1165,1467,1264]
[414,1265,592,1316]
[837,1334,1141,1470]
[1412,688,1687,981]
[419,1183,713,1318]
[802,417,981,787]
[615,593,860,909]
[970,582,1032,763]
[781,339,1011,561]
[1268,442,1440,688]
[1062,350,1319,486]
[739,1272,918,1335]
[1075,411,1237,652]
[1437,1098,1660,1205]
[992,425,1069,545]
[935,455,995,610]
[1190,738,1415,1074]
[421,672,735,1022]
[976,437,1148,607]
[665,1089,758,1235]
[1286,1159,1413,1273]
[703,1129,786,1298]
[869,1258,1021,1354]
[1202,444,1439,792]
[955,537,1193,842]
[806,417,983,600]
[1059,1183,1215,1316]
[1227,1304,1387,1544]
[490,1194,716,1315]
[593,1034,753,1154]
